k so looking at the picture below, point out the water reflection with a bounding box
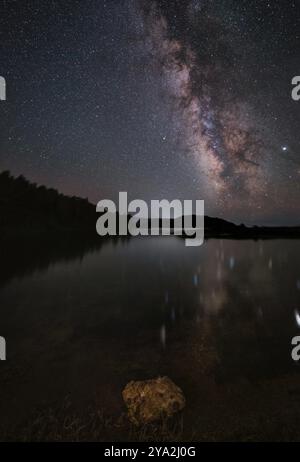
[295,309,300,327]
[0,236,300,433]
[160,324,166,349]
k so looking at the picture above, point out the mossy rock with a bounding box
[122,376,185,426]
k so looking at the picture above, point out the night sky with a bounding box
[0,0,300,225]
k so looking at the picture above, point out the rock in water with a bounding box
[122,376,185,425]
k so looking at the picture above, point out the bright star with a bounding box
[281,145,288,152]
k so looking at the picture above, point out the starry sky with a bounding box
[0,0,300,225]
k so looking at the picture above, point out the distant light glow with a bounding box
[295,309,300,327]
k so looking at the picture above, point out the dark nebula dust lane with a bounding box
[0,0,300,225]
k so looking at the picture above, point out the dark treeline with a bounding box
[1,170,299,241]
[0,171,131,286]
[0,170,96,237]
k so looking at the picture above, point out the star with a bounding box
[0,0,299,226]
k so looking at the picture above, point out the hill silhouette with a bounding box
[0,171,299,239]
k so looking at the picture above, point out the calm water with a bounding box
[0,237,300,439]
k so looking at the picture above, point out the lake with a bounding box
[0,236,300,441]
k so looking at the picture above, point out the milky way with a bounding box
[138,0,300,219]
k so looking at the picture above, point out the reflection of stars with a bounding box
[295,309,300,327]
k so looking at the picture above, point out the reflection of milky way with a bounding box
[141,1,266,207]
